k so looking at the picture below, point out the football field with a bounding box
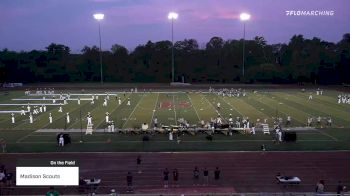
[0,88,350,152]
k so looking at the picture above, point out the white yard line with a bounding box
[16,131,35,143]
[149,93,160,126]
[200,94,225,121]
[187,93,201,121]
[122,94,145,128]
[220,96,245,117]
[0,118,10,124]
[0,103,63,106]
[173,95,177,125]
[28,93,118,96]
[316,130,339,141]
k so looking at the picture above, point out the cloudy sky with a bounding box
[0,0,349,52]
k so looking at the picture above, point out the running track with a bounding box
[1,151,350,194]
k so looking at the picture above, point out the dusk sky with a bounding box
[1,0,350,53]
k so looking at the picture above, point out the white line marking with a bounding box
[221,96,244,117]
[173,95,177,125]
[316,130,339,141]
[150,93,160,126]
[187,93,201,121]
[200,94,226,122]
[122,94,145,128]
[16,131,35,143]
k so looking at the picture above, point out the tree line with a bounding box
[0,34,349,84]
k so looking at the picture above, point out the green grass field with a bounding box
[0,88,350,152]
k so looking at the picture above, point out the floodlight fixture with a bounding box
[240,13,251,21]
[168,12,178,20]
[93,13,104,21]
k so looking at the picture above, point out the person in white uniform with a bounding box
[228,114,233,127]
[216,115,222,124]
[169,131,173,141]
[308,94,313,100]
[105,112,110,123]
[21,108,26,116]
[87,113,92,125]
[127,98,131,106]
[11,113,15,124]
[277,130,282,142]
[286,116,291,126]
[307,117,312,127]
[141,122,149,131]
[153,117,158,128]
[59,135,64,147]
[29,113,33,124]
[66,113,70,124]
[251,123,256,134]
[110,121,115,132]
[49,113,53,124]
[246,119,250,129]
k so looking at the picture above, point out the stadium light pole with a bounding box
[168,12,178,83]
[240,13,250,78]
[93,13,104,84]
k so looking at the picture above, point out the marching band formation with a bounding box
[1,88,341,135]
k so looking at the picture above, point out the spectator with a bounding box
[6,172,13,186]
[337,181,346,195]
[193,166,200,186]
[0,165,5,174]
[163,168,169,188]
[315,180,325,193]
[110,189,117,196]
[137,155,142,174]
[126,172,133,193]
[203,168,209,185]
[46,186,59,196]
[214,167,221,183]
[0,168,5,184]
[78,177,86,193]
[173,169,179,187]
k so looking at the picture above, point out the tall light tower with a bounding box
[240,12,250,77]
[168,12,178,83]
[93,13,104,84]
